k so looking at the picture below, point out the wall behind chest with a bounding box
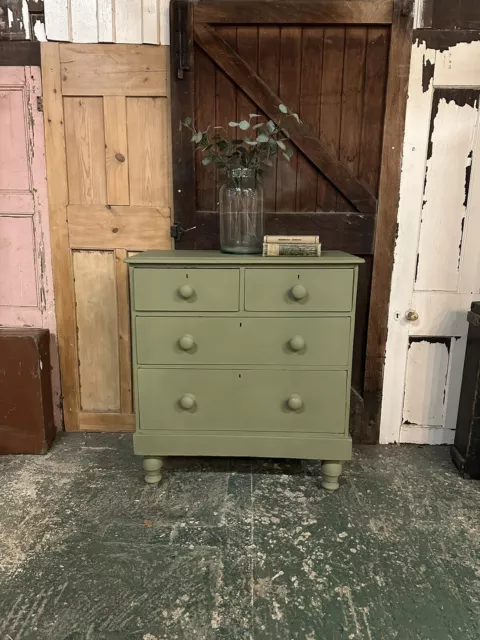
[44,0,170,44]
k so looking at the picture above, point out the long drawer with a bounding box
[133,267,240,311]
[244,268,354,312]
[136,316,351,366]
[137,368,347,434]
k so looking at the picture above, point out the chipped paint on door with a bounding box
[382,36,480,445]
[0,67,61,429]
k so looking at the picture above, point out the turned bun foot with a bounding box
[143,456,163,484]
[321,461,342,491]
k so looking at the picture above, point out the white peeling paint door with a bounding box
[381,40,480,445]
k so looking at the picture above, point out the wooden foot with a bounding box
[321,461,342,491]
[143,456,163,484]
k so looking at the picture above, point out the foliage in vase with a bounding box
[181,104,301,178]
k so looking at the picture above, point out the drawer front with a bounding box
[136,316,351,366]
[138,369,347,434]
[244,268,354,312]
[133,268,240,311]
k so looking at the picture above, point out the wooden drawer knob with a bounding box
[287,394,303,411]
[179,334,195,350]
[180,393,196,410]
[178,284,194,299]
[291,284,307,300]
[289,335,305,351]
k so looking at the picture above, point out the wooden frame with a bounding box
[364,0,413,401]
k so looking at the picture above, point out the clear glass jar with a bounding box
[219,168,264,254]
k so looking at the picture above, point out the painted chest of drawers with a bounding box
[126,250,363,490]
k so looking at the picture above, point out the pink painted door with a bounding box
[0,67,61,428]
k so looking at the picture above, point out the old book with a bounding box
[264,235,320,244]
[263,243,322,257]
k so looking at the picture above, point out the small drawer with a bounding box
[244,268,354,312]
[133,267,239,311]
[136,316,350,366]
[138,369,347,434]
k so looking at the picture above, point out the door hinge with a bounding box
[36,96,43,112]
[170,223,196,241]
[170,223,185,240]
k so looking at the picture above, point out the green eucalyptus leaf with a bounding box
[228,121,239,127]
[244,138,257,146]
[277,140,286,151]
[282,151,291,162]
[293,113,301,124]
[279,104,288,114]
[256,133,269,143]
[286,147,294,159]
[202,157,212,165]
[262,158,273,167]
[238,120,250,130]
[194,132,203,144]
[253,123,264,130]
[267,120,276,133]
[281,128,289,138]
[249,114,261,118]
[184,116,192,126]
[217,140,228,151]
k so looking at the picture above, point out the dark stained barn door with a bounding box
[170,0,413,442]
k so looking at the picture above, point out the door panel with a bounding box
[169,0,404,432]
[42,43,172,431]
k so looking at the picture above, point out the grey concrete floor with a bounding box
[1,435,480,640]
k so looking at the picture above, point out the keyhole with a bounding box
[185,274,189,279]
[297,274,300,280]
[239,322,242,327]
[238,374,242,379]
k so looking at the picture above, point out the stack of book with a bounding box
[262,235,322,257]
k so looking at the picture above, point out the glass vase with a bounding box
[219,168,264,254]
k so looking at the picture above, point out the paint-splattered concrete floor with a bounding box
[1,435,480,640]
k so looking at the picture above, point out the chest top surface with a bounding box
[125,250,364,266]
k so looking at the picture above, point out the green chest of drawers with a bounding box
[126,250,363,490]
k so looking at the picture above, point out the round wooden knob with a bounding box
[178,284,194,299]
[287,394,303,411]
[179,334,195,350]
[289,335,305,351]
[291,284,307,300]
[180,393,196,410]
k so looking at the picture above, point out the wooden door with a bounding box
[0,66,61,427]
[381,37,480,444]
[41,43,172,432]
[170,0,413,440]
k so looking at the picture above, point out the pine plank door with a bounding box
[381,39,480,445]
[41,43,172,432]
[0,66,61,428]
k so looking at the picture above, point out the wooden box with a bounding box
[0,328,55,454]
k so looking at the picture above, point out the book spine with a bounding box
[262,243,321,257]
[264,235,320,244]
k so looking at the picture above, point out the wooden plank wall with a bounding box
[194,25,389,217]
[44,0,170,44]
